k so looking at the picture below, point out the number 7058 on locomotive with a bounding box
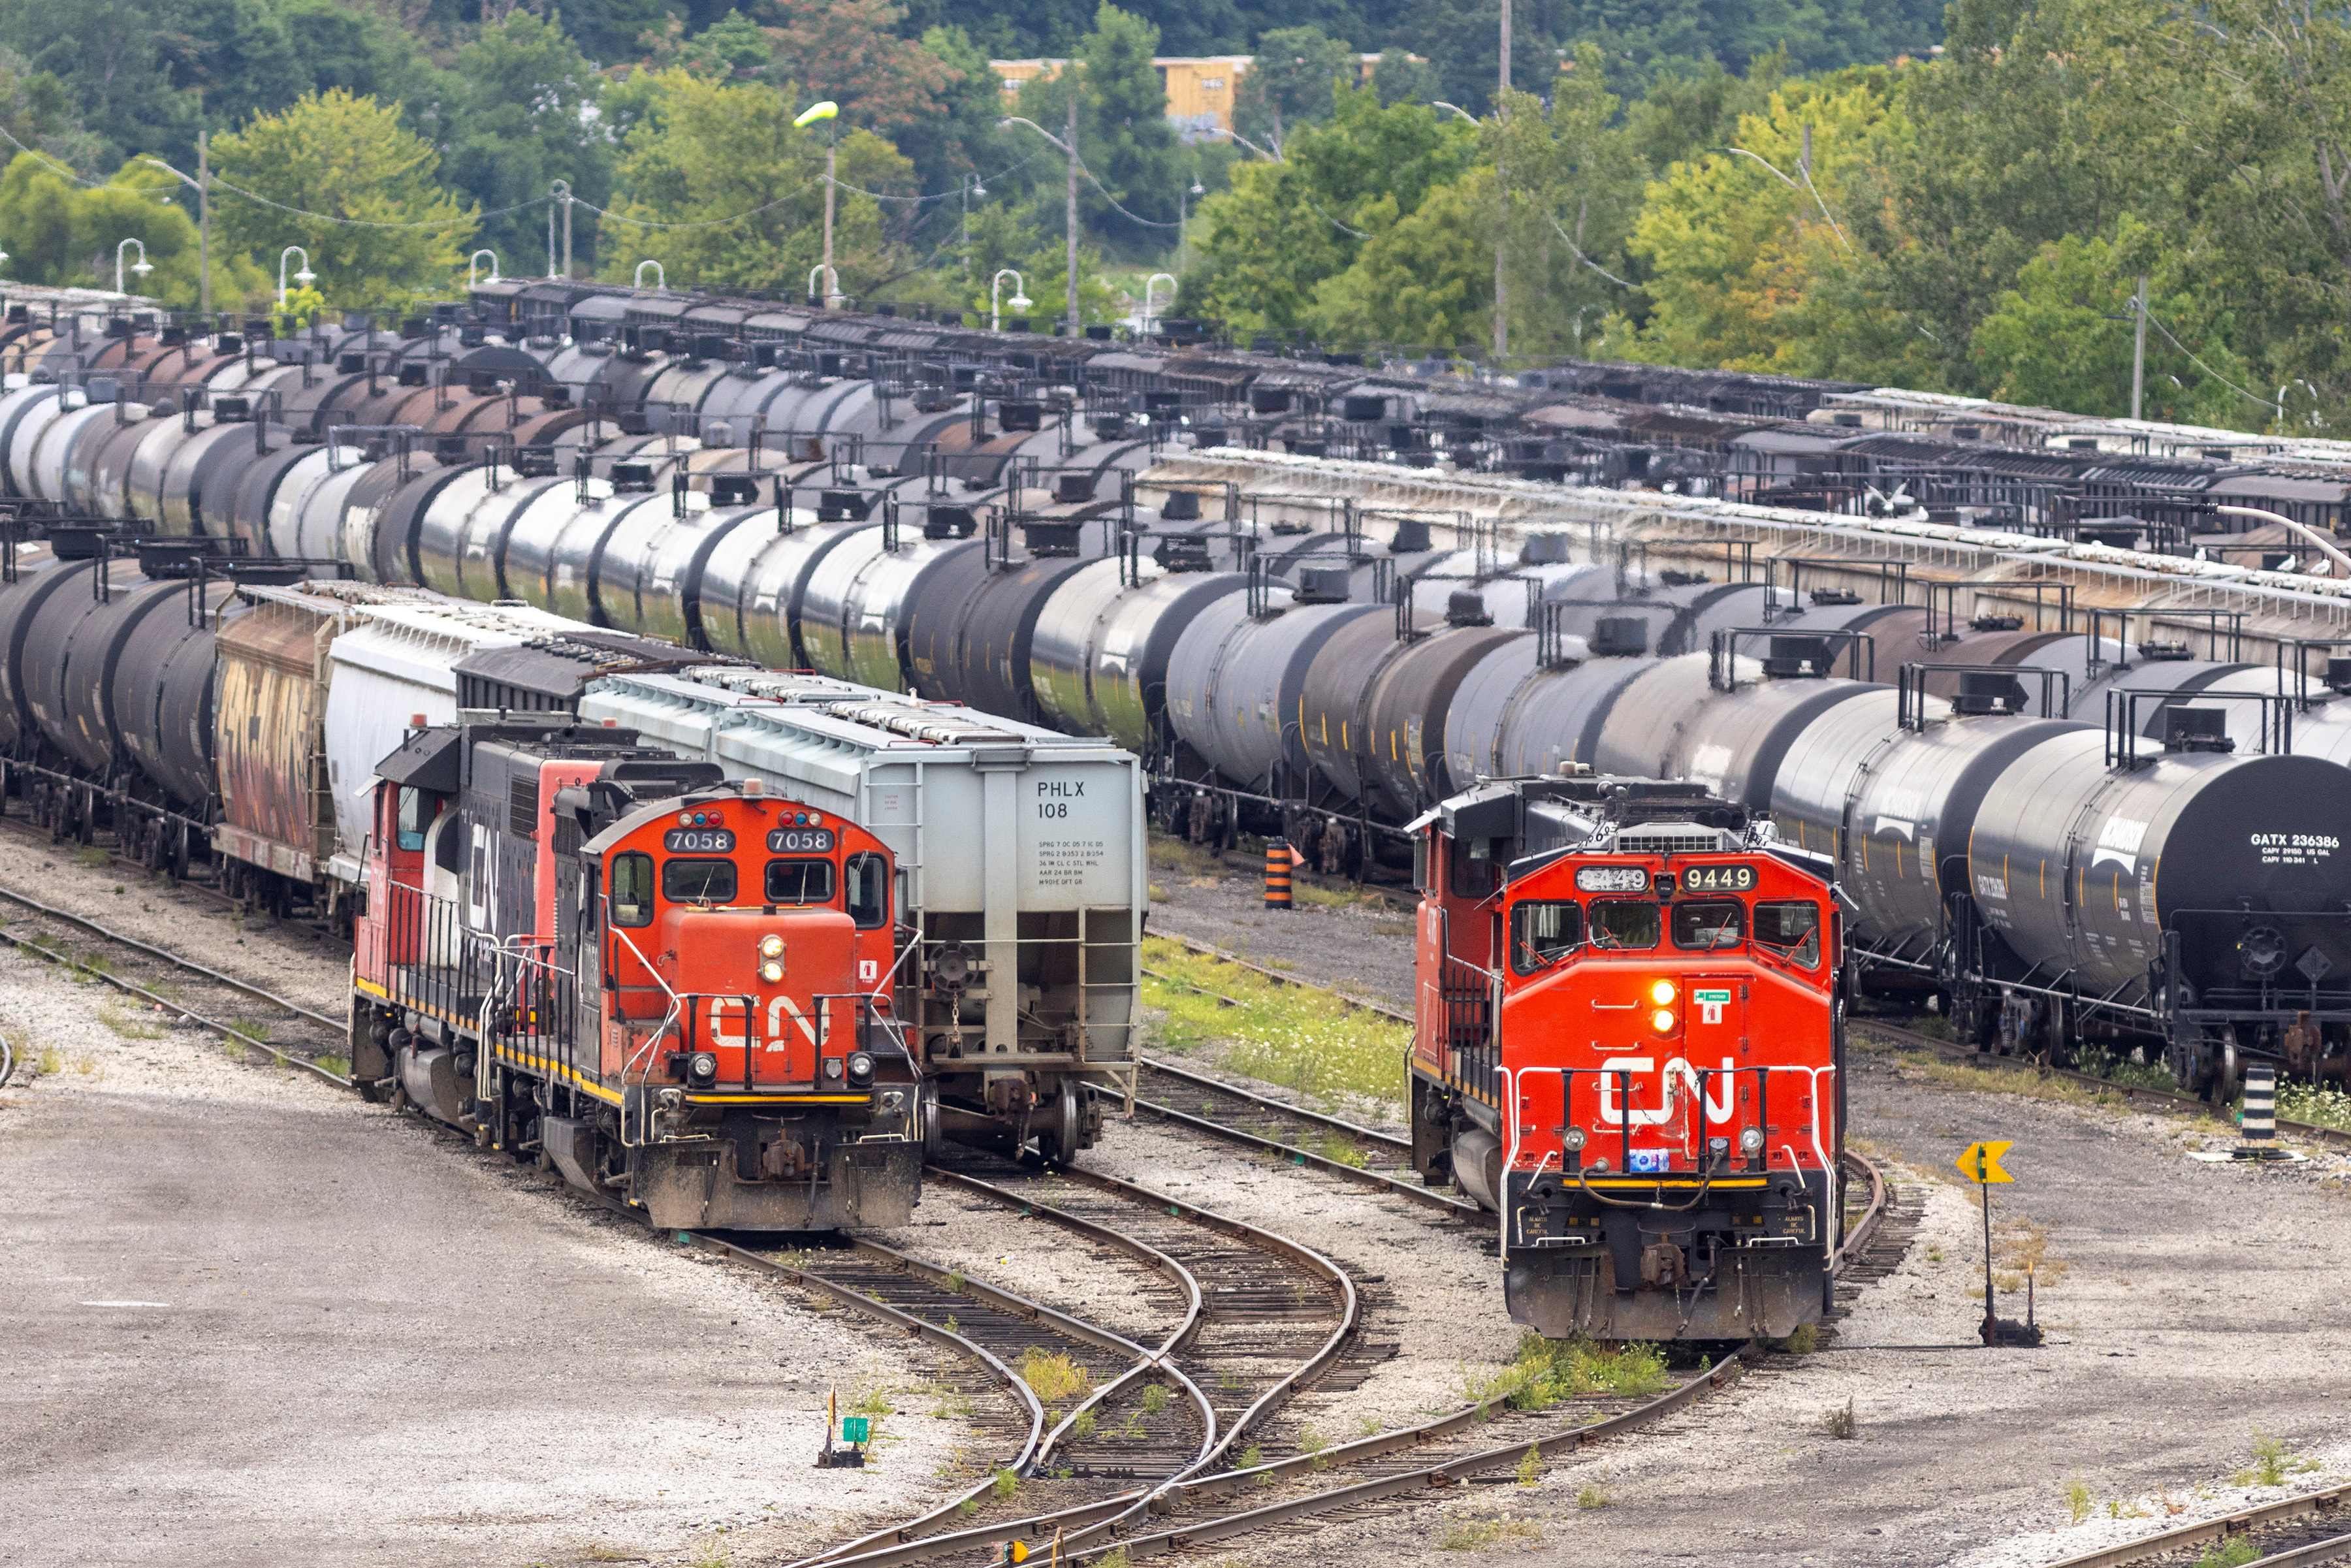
[1408,776,1846,1342]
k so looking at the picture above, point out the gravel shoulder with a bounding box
[0,942,981,1568]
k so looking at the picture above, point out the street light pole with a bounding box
[196,130,210,317]
[1065,94,1081,336]
[824,133,837,307]
[1494,0,1511,364]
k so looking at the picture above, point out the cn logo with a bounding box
[1597,1057,1736,1125]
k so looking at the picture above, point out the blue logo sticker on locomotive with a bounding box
[1628,1148,1671,1174]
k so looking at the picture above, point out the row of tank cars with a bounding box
[1,281,2348,1115]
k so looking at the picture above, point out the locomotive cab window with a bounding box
[1510,900,1583,973]
[846,852,889,930]
[610,852,656,927]
[1589,899,1661,950]
[1754,900,1822,967]
[663,857,738,905]
[764,857,836,904]
[1672,899,1746,950]
[1450,838,1499,899]
[396,786,437,852]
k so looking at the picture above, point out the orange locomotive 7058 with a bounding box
[1410,775,1845,1341]
[349,712,923,1232]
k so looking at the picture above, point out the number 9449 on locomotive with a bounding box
[1408,775,1846,1343]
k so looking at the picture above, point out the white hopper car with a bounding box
[577,665,1145,1160]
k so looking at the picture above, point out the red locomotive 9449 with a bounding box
[1409,775,1846,1341]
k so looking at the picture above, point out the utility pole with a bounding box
[2131,274,2149,421]
[562,182,573,281]
[196,129,210,318]
[1066,93,1081,336]
[1492,0,1511,362]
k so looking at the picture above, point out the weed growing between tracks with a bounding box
[1461,1333,1669,1411]
[1139,936,1410,1113]
[2280,1081,2351,1130]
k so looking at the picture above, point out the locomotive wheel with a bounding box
[1034,1089,1081,1165]
[2211,1035,2241,1107]
[918,1080,943,1162]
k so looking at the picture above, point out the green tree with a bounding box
[0,153,265,307]
[1181,86,1473,332]
[435,12,613,279]
[1620,72,1929,380]
[1486,52,1646,359]
[596,70,912,296]
[1370,48,1435,107]
[1972,219,2262,428]
[1234,25,1354,153]
[1315,168,1491,350]
[209,88,476,312]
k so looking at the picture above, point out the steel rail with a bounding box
[688,1230,1051,1524]
[1861,1019,2351,1151]
[0,917,353,1089]
[1072,1349,1747,1563]
[1132,1093,1475,1215]
[1139,1052,1409,1150]
[1148,931,1413,1021]
[2039,1477,2351,1568]
[0,878,344,1031]
[803,1165,1228,1568]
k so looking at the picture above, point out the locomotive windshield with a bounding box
[1590,901,1661,950]
[765,858,836,903]
[1511,901,1584,973]
[662,857,737,903]
[1672,899,1746,949]
[1754,900,1823,966]
[846,852,889,930]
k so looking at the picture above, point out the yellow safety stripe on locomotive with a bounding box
[1576,1177,1770,1190]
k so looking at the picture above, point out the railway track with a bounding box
[0,874,351,1088]
[1859,1016,2351,1152]
[2043,1475,2351,1567]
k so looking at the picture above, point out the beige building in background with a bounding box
[993,54,1394,140]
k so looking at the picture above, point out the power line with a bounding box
[2140,302,2280,417]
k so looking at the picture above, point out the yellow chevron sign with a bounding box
[1956,1140,2014,1184]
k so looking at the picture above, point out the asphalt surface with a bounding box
[0,950,965,1568]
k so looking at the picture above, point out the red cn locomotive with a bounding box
[1410,776,1844,1341]
[350,713,922,1231]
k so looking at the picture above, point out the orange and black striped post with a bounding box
[1264,839,1293,908]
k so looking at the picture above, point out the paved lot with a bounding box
[0,948,967,1568]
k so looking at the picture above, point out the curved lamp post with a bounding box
[1142,272,1177,334]
[469,249,500,289]
[278,245,315,308]
[634,259,666,291]
[991,268,1031,332]
[116,237,153,296]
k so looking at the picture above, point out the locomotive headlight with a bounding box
[1739,1126,1765,1155]
[760,960,785,984]
[1648,979,1677,1006]
[688,1051,718,1084]
[1651,1008,1677,1033]
[846,1050,875,1086]
[1562,1127,1588,1151]
[758,934,786,959]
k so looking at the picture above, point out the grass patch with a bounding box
[1140,935,1408,1112]
[2071,1041,2179,1091]
[991,1468,1018,1499]
[1437,1516,1541,1550]
[229,1019,272,1043]
[98,1004,165,1040]
[1316,1130,1369,1168]
[1072,1407,1097,1440]
[1576,1484,1612,1511]
[313,1054,349,1077]
[2064,1475,2093,1526]
[2194,1542,2260,1568]
[1907,1056,2127,1110]
[1147,833,1224,878]
[1291,880,1381,912]
[1017,1348,1093,1404]
[74,844,108,867]
[1823,1397,1857,1439]
[2280,1080,2351,1131]
[1141,1383,1170,1415]
[35,1042,62,1075]
[1093,1549,1132,1568]
[1463,1333,1672,1411]
[1515,1445,1541,1486]
[2237,1430,2322,1487]
[1775,1322,1820,1354]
